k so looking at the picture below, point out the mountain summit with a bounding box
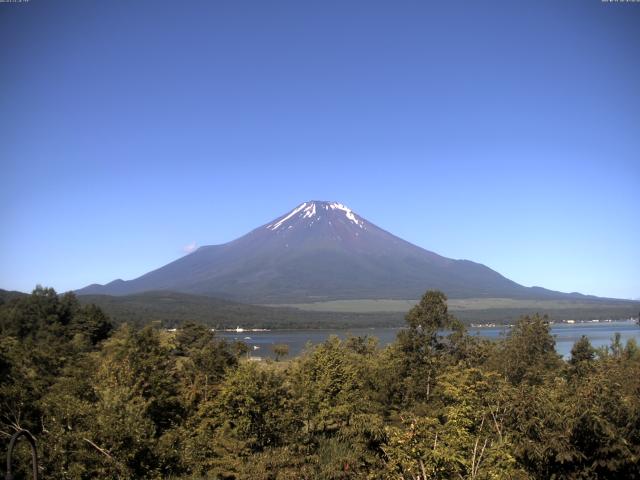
[77,201,584,303]
[267,201,365,231]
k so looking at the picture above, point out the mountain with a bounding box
[0,289,29,304]
[77,200,593,303]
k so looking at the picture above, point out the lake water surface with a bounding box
[217,320,640,359]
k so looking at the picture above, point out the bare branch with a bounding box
[82,436,132,477]
[419,458,427,479]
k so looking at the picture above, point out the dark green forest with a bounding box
[3,289,638,331]
[76,291,405,330]
[1,287,639,479]
[71,292,640,330]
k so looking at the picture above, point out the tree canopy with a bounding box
[1,287,639,479]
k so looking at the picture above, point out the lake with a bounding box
[217,320,640,359]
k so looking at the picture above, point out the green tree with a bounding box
[570,335,595,365]
[59,325,185,478]
[394,290,463,404]
[384,366,525,480]
[174,322,238,406]
[179,362,296,478]
[500,314,562,385]
[292,337,366,436]
[272,343,289,361]
[70,303,113,345]
[217,362,295,450]
[0,287,119,478]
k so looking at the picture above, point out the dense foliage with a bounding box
[1,287,639,479]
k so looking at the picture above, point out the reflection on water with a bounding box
[216,320,640,359]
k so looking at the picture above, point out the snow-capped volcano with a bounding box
[77,200,584,303]
[251,200,420,257]
[267,201,364,231]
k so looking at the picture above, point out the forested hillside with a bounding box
[1,287,639,479]
[2,289,638,330]
[76,291,404,329]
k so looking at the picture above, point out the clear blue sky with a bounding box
[1,0,638,299]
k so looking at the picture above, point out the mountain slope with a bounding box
[77,201,593,303]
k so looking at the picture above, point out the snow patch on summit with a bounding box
[302,203,316,219]
[328,202,363,228]
[266,201,364,230]
[267,202,307,230]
